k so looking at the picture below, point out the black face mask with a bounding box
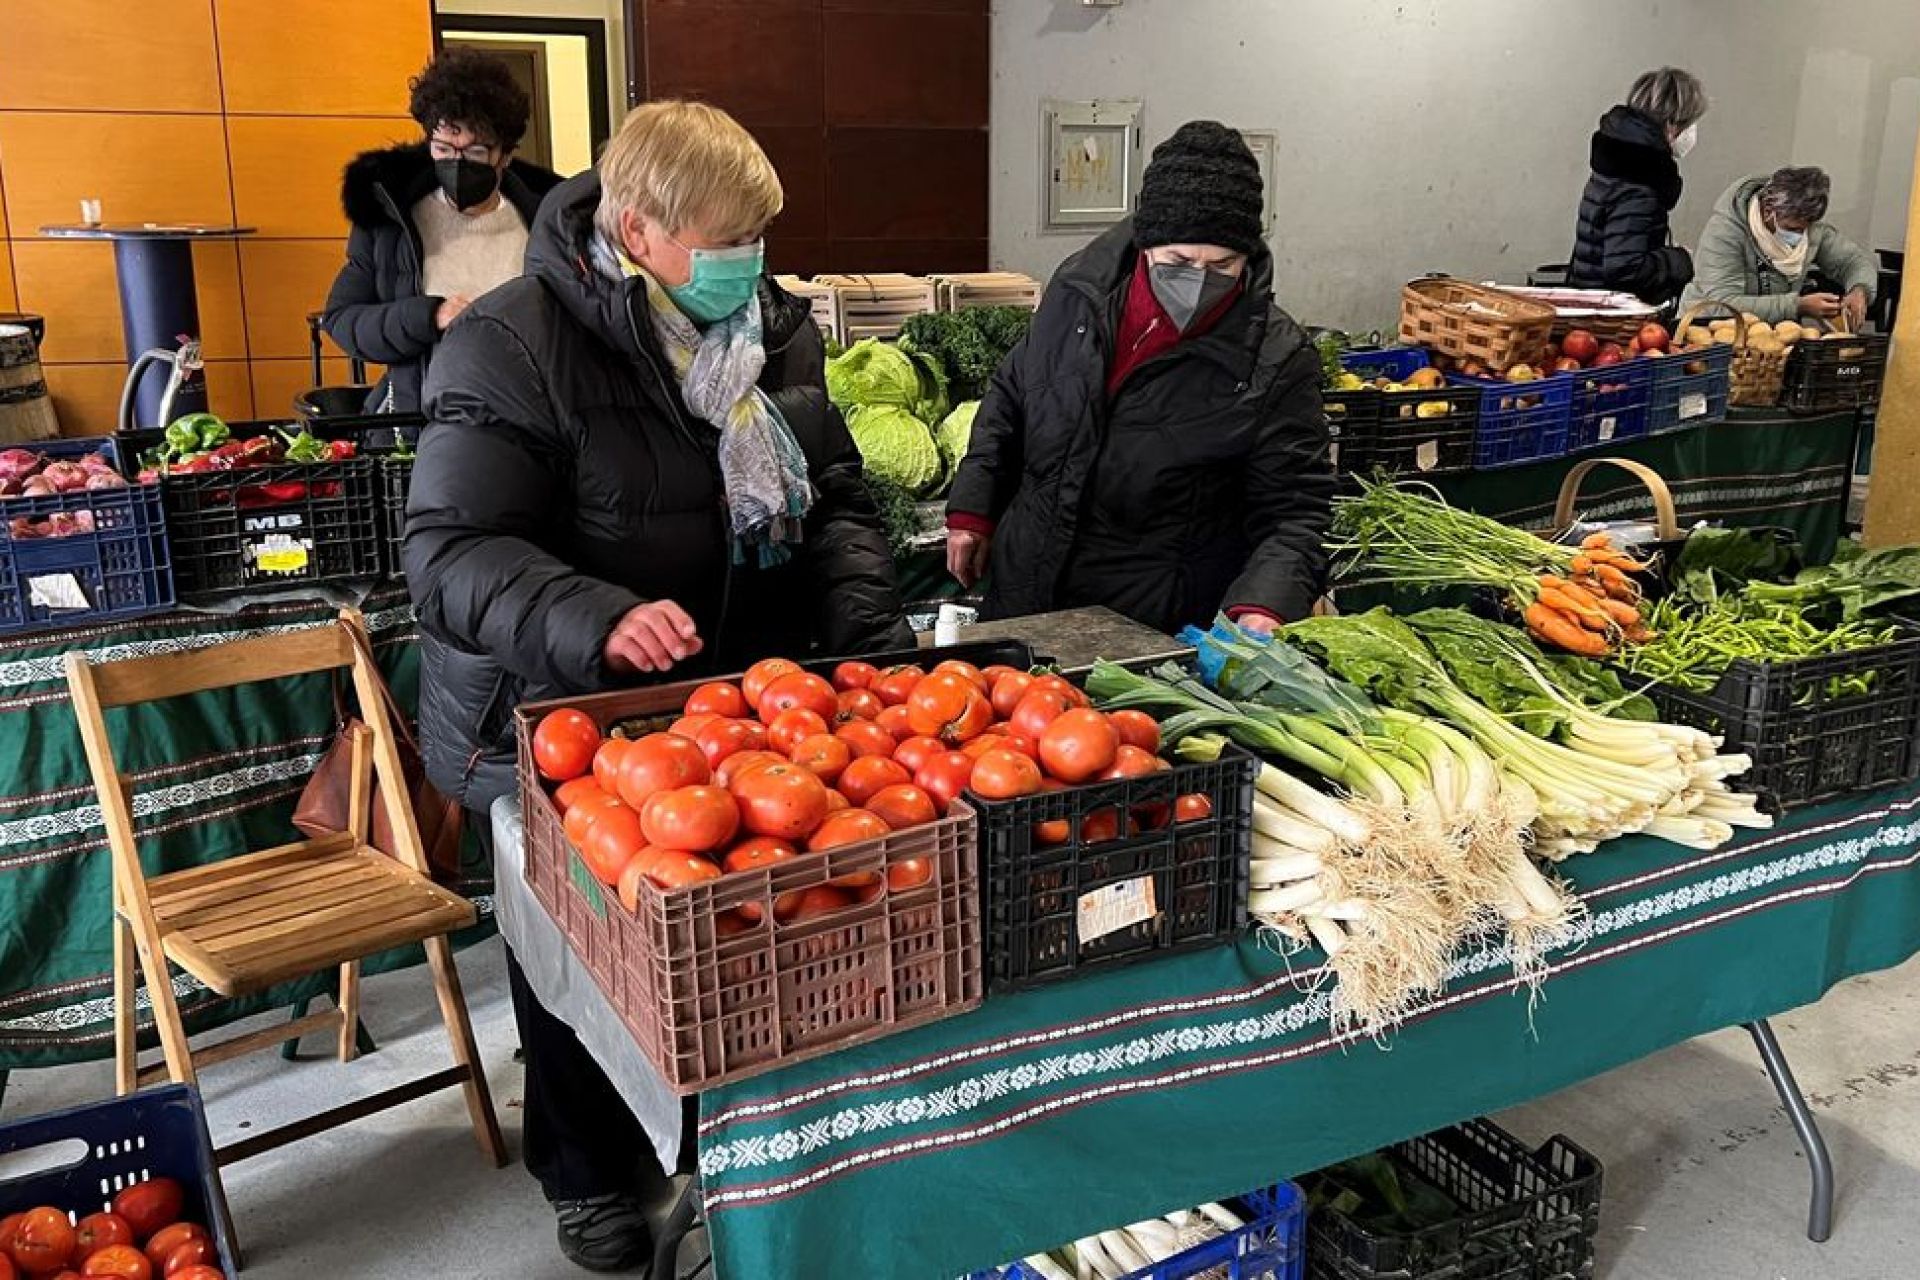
[434,157,500,211]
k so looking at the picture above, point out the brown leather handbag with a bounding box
[294,627,465,884]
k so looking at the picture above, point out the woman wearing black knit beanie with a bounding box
[946,121,1332,635]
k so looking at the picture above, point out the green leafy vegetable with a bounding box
[898,307,1032,401]
[825,339,924,412]
[846,404,943,496]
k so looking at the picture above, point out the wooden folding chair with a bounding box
[65,609,506,1174]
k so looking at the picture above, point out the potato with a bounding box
[1772,321,1803,343]
[1741,312,1765,326]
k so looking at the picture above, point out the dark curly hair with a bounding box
[408,48,531,149]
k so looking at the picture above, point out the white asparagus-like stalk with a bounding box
[1075,1235,1122,1280]
[1023,1253,1076,1280]
[1254,763,1371,845]
[1249,881,1325,914]
[1099,1230,1152,1273]
[1251,851,1326,885]
[1509,853,1570,918]
[1644,814,1735,849]
[1694,796,1773,829]
[1197,1202,1244,1232]
[1305,898,1370,923]
[1252,797,1337,852]
[1124,1219,1181,1262]
[1304,913,1349,956]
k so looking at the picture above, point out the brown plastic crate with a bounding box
[1399,278,1556,372]
[516,681,983,1094]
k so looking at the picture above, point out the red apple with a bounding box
[1593,343,1627,367]
[1636,322,1671,353]
[1561,329,1600,363]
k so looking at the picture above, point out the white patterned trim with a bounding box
[0,753,323,850]
[699,822,1920,1184]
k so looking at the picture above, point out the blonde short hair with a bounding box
[595,101,783,244]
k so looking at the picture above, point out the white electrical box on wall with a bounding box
[1043,98,1145,231]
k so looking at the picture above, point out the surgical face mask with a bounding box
[1148,260,1240,332]
[664,234,765,324]
[434,157,500,211]
[1776,227,1806,249]
[1670,122,1698,159]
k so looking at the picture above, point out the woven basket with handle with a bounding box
[1673,301,1784,408]
[1398,277,1556,372]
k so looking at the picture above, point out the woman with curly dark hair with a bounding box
[323,48,565,412]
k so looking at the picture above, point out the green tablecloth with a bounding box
[1434,408,1858,563]
[699,781,1920,1278]
[0,588,492,1069]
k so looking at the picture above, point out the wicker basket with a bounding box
[1501,284,1658,345]
[1399,277,1556,372]
[1675,301,1783,408]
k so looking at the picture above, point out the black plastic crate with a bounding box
[1648,344,1732,434]
[380,455,412,579]
[1307,1119,1602,1280]
[1633,630,1920,811]
[0,437,174,635]
[1371,386,1479,476]
[1782,333,1889,414]
[161,459,384,598]
[967,748,1253,992]
[1323,388,1380,478]
[1567,359,1653,453]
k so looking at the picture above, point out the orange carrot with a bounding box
[1570,553,1595,576]
[1599,597,1641,626]
[1592,562,1639,598]
[1580,532,1613,550]
[1526,603,1611,655]
[1538,574,1568,591]
[1588,547,1653,572]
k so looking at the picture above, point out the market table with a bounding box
[693,781,1920,1278]
[0,586,493,1073]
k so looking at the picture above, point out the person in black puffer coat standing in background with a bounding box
[1567,67,1708,307]
[946,120,1332,637]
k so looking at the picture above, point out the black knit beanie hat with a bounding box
[1134,121,1265,256]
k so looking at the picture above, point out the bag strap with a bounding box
[339,615,422,754]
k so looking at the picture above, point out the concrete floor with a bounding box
[6,939,1918,1279]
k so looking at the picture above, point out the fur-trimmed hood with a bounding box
[339,141,563,229]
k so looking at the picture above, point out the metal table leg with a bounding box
[652,1179,705,1280]
[1746,1019,1834,1242]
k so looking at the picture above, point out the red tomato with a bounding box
[1033,777,1071,845]
[10,1207,75,1273]
[167,1270,223,1280]
[808,809,890,851]
[683,681,748,719]
[615,849,654,913]
[79,1246,150,1280]
[531,708,600,782]
[989,671,1035,719]
[914,751,976,812]
[1107,710,1161,754]
[563,792,626,849]
[871,665,924,707]
[1176,793,1214,822]
[835,719,898,760]
[971,749,1043,799]
[582,804,647,885]
[823,788,851,812]
[111,1181,184,1242]
[1008,689,1074,742]
[766,707,830,755]
[161,1239,215,1275]
[646,851,724,890]
[733,763,832,841]
[835,688,885,723]
[591,737,633,793]
[891,734,947,775]
[670,712,718,741]
[774,884,851,923]
[616,733,711,809]
[1002,733,1041,761]
[790,733,853,785]
[553,775,609,815]
[905,672,993,743]
[1102,744,1161,779]
[865,783,938,831]
[837,756,912,806]
[0,1255,14,1280]
[0,1213,21,1255]
[931,659,990,692]
[717,749,786,789]
[714,908,759,937]
[960,733,1011,760]
[693,718,768,769]
[73,1214,133,1262]
[886,858,934,891]
[1081,805,1131,844]
[139,1223,202,1270]
[875,705,915,742]
[741,658,802,711]
[982,664,1021,686]
[1039,709,1120,783]
[640,786,740,852]
[831,660,878,691]
[722,836,798,873]
[758,671,839,723]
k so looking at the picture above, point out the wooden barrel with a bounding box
[0,324,59,443]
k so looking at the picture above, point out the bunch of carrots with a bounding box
[1331,478,1654,659]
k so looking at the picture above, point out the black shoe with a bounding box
[554,1193,653,1273]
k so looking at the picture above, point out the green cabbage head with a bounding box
[826,339,922,411]
[847,404,943,496]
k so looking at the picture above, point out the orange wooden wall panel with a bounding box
[228,116,413,239]
[191,240,249,362]
[215,0,433,117]
[0,113,233,232]
[200,359,256,421]
[250,357,363,420]
[11,240,250,363]
[41,363,125,436]
[240,239,349,359]
[0,0,222,113]
[0,248,15,310]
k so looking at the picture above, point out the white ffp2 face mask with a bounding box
[1671,123,1698,158]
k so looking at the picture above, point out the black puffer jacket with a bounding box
[1567,106,1692,306]
[406,172,912,810]
[323,143,563,412]
[946,219,1332,633]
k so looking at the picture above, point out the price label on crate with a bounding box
[27,574,90,611]
[249,533,312,576]
[1415,440,1440,472]
[1077,876,1158,944]
[1598,417,1617,441]
[1679,391,1708,420]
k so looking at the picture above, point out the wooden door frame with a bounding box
[432,14,613,156]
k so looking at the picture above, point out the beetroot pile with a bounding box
[0,447,141,540]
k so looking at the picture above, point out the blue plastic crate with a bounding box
[1338,346,1430,383]
[1648,343,1732,434]
[0,437,174,636]
[0,1084,237,1280]
[976,1182,1305,1280]
[1568,357,1655,452]
[1449,373,1574,469]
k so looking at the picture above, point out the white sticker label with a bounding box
[1599,417,1617,441]
[27,574,90,611]
[1679,392,1708,420]
[1077,876,1158,944]
[1415,440,1440,472]
[1329,442,1340,469]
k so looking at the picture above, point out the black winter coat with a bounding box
[946,220,1333,634]
[405,172,913,810]
[1567,106,1693,306]
[323,143,562,413]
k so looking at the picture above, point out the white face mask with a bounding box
[1671,123,1698,158]
[1776,228,1806,249]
